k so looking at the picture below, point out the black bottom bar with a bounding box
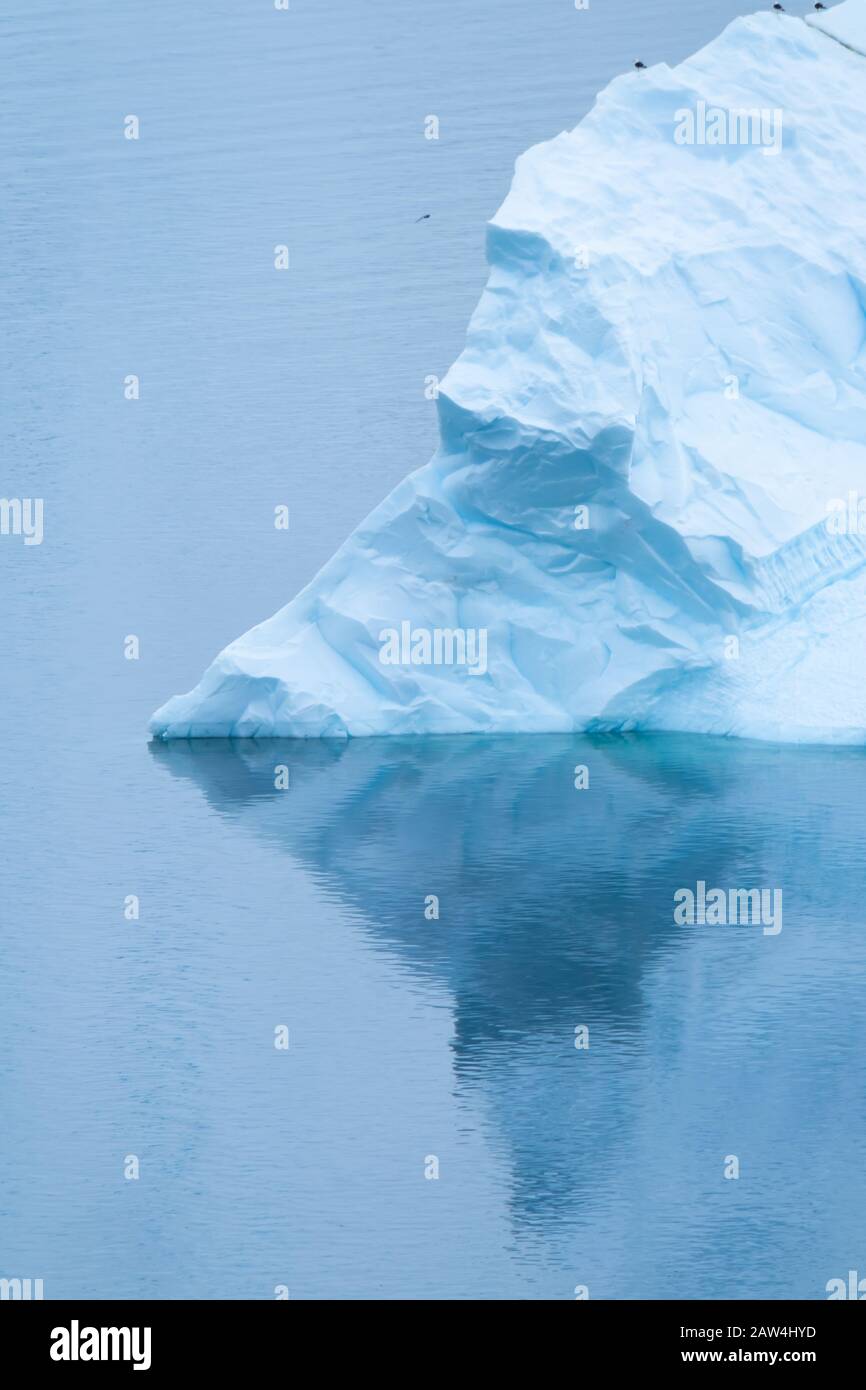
[1,1299,861,1375]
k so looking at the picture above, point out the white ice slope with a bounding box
[152,2,866,743]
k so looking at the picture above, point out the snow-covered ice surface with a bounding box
[152,2,866,743]
[807,0,866,55]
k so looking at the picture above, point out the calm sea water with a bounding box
[2,0,863,1300]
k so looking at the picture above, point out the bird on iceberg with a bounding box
[634,60,646,69]
[772,3,784,11]
[814,2,826,8]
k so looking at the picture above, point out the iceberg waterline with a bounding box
[152,2,866,744]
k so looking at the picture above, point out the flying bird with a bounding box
[415,213,431,222]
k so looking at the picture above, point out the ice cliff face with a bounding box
[152,2,866,743]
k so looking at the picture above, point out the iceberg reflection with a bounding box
[151,733,866,1296]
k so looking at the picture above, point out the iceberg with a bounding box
[151,1,866,744]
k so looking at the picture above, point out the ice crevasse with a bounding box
[152,1,866,744]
